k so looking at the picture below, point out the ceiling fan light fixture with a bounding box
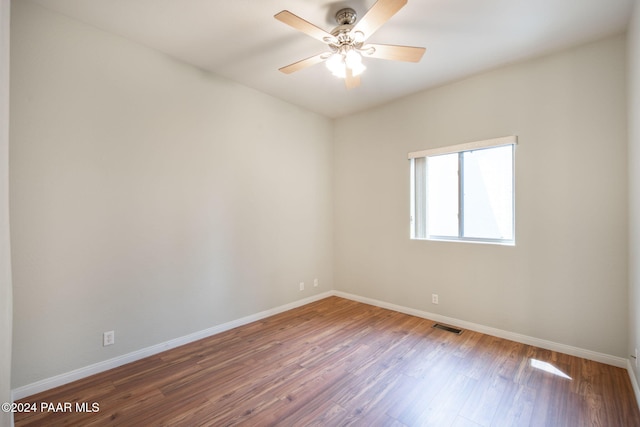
[326,49,366,79]
[326,53,346,77]
[351,61,366,77]
[345,50,365,76]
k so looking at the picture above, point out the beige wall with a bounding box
[334,35,628,357]
[629,0,640,384]
[9,1,333,388]
[1,0,12,424]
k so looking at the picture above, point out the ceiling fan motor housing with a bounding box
[335,8,357,25]
[330,9,361,48]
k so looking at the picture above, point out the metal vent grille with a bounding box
[433,323,463,335]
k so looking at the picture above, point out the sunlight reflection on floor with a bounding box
[530,359,572,380]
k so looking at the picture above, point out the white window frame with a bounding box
[408,136,517,245]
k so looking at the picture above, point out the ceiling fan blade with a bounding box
[352,0,408,41]
[363,43,425,62]
[345,68,361,89]
[275,10,336,44]
[279,52,328,74]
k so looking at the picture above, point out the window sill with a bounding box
[411,236,515,246]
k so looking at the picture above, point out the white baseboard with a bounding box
[12,289,631,401]
[628,360,640,409]
[333,290,628,369]
[11,291,333,400]
[343,289,637,407]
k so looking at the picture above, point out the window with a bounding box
[409,136,516,245]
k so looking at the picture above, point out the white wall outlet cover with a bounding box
[103,331,115,346]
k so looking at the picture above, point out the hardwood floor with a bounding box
[14,296,640,426]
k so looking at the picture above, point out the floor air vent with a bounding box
[433,323,463,335]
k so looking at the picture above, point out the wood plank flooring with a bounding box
[14,296,640,426]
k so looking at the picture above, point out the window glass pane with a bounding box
[462,145,513,240]
[426,153,458,237]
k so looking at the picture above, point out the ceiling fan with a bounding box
[275,0,426,89]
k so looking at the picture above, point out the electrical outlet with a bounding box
[313,278,318,287]
[432,294,439,304]
[103,330,115,346]
[299,282,305,291]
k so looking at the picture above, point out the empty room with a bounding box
[2,0,640,425]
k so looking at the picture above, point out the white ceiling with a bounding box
[31,0,634,118]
